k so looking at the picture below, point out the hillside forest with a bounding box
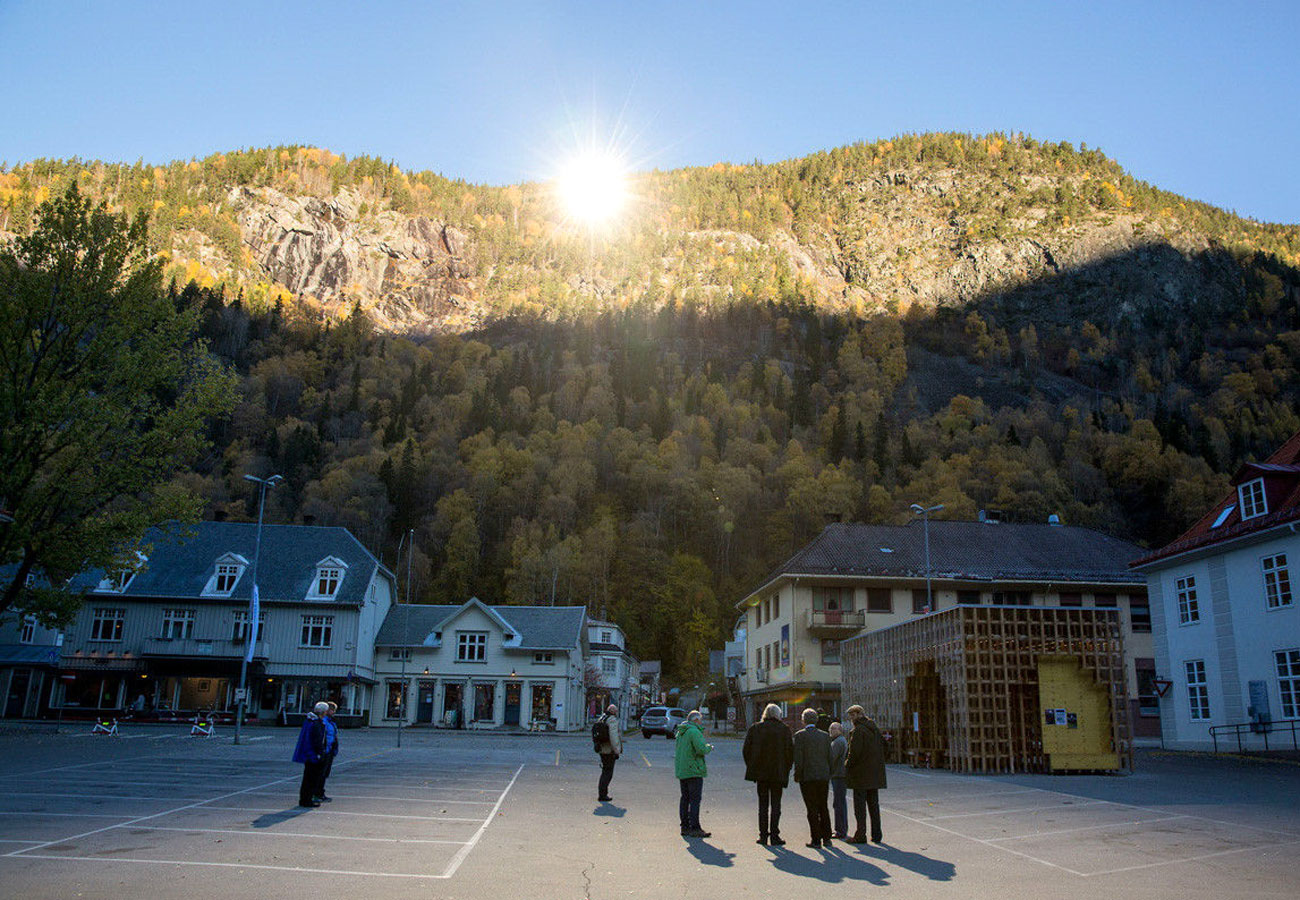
[3,133,1300,679]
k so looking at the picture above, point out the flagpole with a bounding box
[237,473,281,746]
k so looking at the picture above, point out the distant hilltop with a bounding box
[2,133,1298,333]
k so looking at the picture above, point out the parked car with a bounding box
[641,706,688,738]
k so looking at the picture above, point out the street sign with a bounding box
[233,688,248,703]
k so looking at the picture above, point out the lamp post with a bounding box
[236,473,281,746]
[909,503,944,614]
[396,529,414,748]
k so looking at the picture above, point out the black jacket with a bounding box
[743,718,794,786]
[793,725,833,783]
[844,718,888,791]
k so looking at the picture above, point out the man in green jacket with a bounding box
[674,710,713,838]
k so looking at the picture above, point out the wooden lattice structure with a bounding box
[840,606,1132,774]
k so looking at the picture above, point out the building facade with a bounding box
[0,597,62,719]
[54,522,394,723]
[585,618,638,729]
[737,518,1155,735]
[1132,431,1300,750]
[372,599,588,731]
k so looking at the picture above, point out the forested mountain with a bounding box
[4,133,1299,678]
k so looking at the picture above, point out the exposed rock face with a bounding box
[229,186,481,331]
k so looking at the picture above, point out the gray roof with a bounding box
[376,601,587,651]
[69,521,391,606]
[752,521,1144,597]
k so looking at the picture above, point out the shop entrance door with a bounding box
[504,682,521,725]
[417,681,436,723]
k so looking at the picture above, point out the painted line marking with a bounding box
[199,805,482,823]
[0,792,209,802]
[441,764,524,879]
[1017,786,1300,841]
[923,800,1106,821]
[986,815,1189,843]
[1077,838,1300,877]
[10,854,450,880]
[0,811,138,819]
[4,748,393,859]
[885,805,1086,876]
[128,825,469,845]
[640,751,651,768]
[238,792,492,805]
[887,788,1041,807]
[14,753,174,776]
[554,750,560,767]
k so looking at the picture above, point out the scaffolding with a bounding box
[840,605,1131,774]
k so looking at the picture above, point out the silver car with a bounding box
[640,706,687,738]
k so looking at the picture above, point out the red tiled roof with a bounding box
[1132,429,1300,568]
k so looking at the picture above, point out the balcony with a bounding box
[806,608,866,636]
[142,638,267,659]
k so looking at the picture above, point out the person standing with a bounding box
[594,703,622,801]
[792,707,833,848]
[292,702,330,808]
[316,701,340,802]
[828,721,848,839]
[742,702,794,846]
[674,710,713,838]
[844,704,888,844]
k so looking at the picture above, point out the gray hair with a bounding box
[801,708,818,725]
[829,722,843,737]
[313,701,330,715]
[687,709,702,724]
[763,703,783,720]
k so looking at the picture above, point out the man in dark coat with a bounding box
[742,702,794,845]
[844,704,888,843]
[792,707,833,848]
[292,702,330,808]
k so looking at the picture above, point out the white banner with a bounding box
[245,583,260,663]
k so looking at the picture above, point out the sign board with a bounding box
[233,688,248,703]
[912,711,920,732]
[1152,678,1173,698]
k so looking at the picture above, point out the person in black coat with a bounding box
[843,704,888,843]
[792,707,834,848]
[742,702,794,846]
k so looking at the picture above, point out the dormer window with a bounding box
[1239,478,1268,520]
[95,551,147,593]
[307,557,348,600]
[202,554,249,597]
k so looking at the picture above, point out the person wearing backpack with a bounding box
[593,703,622,801]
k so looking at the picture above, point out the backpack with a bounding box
[592,716,611,752]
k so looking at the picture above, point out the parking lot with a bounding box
[0,724,1297,899]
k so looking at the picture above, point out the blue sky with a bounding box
[1,1,1296,223]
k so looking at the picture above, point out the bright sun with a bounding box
[555,150,629,226]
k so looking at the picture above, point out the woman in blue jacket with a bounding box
[292,701,330,807]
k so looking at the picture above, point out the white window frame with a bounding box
[89,608,125,642]
[601,657,617,675]
[1175,575,1200,625]
[456,631,487,662]
[19,614,36,644]
[1276,648,1300,719]
[390,647,412,660]
[533,651,554,664]
[315,567,343,597]
[160,609,195,639]
[600,630,612,644]
[1185,659,1210,720]
[231,610,265,642]
[1238,478,1268,520]
[300,615,334,648]
[1262,553,1293,610]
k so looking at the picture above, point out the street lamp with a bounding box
[236,473,281,745]
[396,528,414,748]
[909,503,944,615]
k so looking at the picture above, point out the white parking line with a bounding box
[10,854,450,880]
[0,792,209,802]
[887,788,1041,806]
[1079,838,1300,877]
[199,805,483,823]
[239,791,492,805]
[132,825,469,845]
[923,800,1106,821]
[986,814,1188,842]
[0,811,137,819]
[4,749,393,859]
[885,805,1086,876]
[441,764,524,879]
